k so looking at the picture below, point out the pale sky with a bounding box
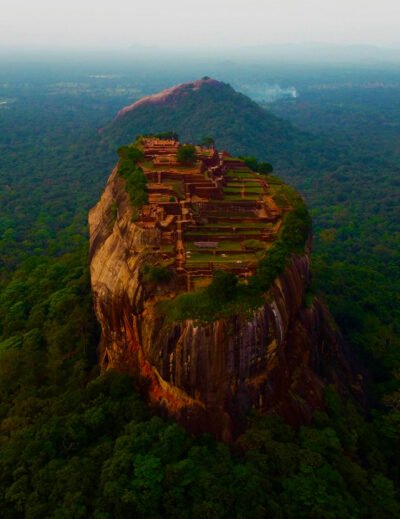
[1,0,400,51]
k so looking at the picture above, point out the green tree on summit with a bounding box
[177,144,196,164]
[201,136,215,148]
[258,161,273,174]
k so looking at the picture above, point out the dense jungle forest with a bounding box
[0,60,399,518]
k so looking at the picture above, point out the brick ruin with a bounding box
[133,137,283,289]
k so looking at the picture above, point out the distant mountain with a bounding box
[104,77,326,175]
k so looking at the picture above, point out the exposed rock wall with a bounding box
[89,168,362,441]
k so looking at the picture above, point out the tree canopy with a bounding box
[177,144,197,164]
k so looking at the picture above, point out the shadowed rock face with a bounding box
[89,166,363,442]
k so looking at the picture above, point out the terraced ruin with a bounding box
[128,137,284,289]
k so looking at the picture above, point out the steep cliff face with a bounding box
[89,167,362,442]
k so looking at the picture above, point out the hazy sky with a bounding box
[1,0,400,51]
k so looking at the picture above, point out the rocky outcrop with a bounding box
[89,167,363,442]
[116,78,223,119]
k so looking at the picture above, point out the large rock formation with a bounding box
[89,156,363,442]
[116,77,223,119]
[102,77,307,170]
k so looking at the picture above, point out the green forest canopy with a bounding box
[0,68,399,517]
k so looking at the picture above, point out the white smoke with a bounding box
[236,83,298,103]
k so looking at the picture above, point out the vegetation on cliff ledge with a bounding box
[117,145,148,217]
